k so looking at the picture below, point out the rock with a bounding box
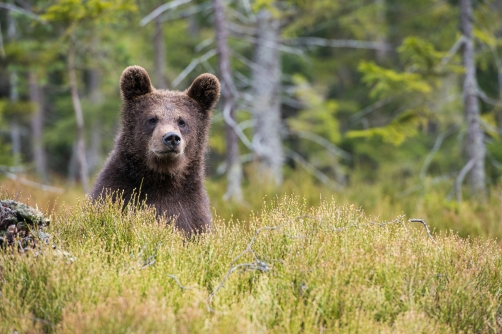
[0,200,50,251]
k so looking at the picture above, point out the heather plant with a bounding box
[1,194,501,333]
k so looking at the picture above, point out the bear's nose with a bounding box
[162,132,181,148]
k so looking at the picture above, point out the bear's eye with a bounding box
[148,117,157,125]
[178,119,186,127]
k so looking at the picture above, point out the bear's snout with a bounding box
[162,132,181,149]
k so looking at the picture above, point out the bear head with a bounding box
[119,66,220,176]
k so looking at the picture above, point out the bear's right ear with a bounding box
[120,66,154,101]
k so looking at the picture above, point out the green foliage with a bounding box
[288,75,340,143]
[347,109,429,146]
[358,61,432,99]
[0,99,35,120]
[350,37,463,146]
[41,0,137,27]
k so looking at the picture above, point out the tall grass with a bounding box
[2,168,502,241]
[1,193,501,333]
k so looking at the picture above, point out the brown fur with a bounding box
[91,66,220,235]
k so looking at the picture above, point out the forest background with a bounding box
[1,0,502,240]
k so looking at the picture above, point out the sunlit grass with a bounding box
[2,167,502,242]
[0,193,501,332]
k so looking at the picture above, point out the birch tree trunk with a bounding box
[460,0,486,200]
[154,16,167,89]
[9,72,21,166]
[213,0,243,201]
[29,72,47,181]
[87,68,103,174]
[251,9,283,185]
[7,13,21,166]
[68,39,89,193]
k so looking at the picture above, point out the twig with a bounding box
[240,0,255,21]
[487,150,502,170]
[222,101,254,150]
[159,3,211,23]
[0,2,47,23]
[291,130,351,160]
[437,36,466,70]
[349,98,393,123]
[167,274,193,290]
[172,49,217,87]
[140,0,192,26]
[225,5,252,24]
[207,215,316,310]
[284,37,390,51]
[207,214,439,311]
[408,219,437,245]
[216,153,254,175]
[231,35,304,56]
[195,38,214,52]
[455,158,476,202]
[420,126,459,179]
[0,168,63,193]
[477,87,502,107]
[395,174,454,198]
[285,148,340,191]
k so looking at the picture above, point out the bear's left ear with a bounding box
[186,74,221,111]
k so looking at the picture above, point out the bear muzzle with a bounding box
[150,132,184,158]
[162,132,181,149]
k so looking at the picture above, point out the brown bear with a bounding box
[90,65,220,235]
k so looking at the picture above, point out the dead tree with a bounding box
[213,0,243,201]
[87,67,103,174]
[68,38,89,193]
[460,0,486,200]
[251,9,283,185]
[7,12,21,166]
[29,72,47,181]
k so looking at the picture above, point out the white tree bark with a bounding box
[68,39,89,193]
[29,71,47,181]
[460,0,486,200]
[87,68,103,174]
[9,72,21,166]
[8,13,21,166]
[213,0,243,201]
[251,9,283,184]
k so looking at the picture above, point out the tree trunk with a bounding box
[9,71,21,166]
[251,9,283,185]
[68,141,78,185]
[213,0,243,201]
[7,5,21,166]
[154,16,167,89]
[68,40,89,193]
[10,120,21,166]
[29,71,47,181]
[460,0,486,200]
[87,68,103,174]
[375,0,388,61]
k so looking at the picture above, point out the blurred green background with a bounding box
[1,0,502,240]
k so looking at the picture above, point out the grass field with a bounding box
[1,189,501,333]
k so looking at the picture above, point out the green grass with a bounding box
[1,195,501,333]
